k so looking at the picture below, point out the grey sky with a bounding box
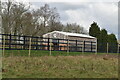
[31,2,118,37]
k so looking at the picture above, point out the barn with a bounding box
[43,31,97,52]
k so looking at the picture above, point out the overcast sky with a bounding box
[2,0,119,38]
[31,1,118,37]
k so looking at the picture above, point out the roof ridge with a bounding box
[44,31,96,39]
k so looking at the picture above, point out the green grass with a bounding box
[2,50,118,57]
[2,50,118,78]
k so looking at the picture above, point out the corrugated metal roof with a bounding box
[43,31,96,39]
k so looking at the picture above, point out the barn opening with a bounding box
[52,39,59,50]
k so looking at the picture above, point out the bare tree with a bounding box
[31,4,61,36]
[21,12,34,35]
[48,7,63,32]
[38,4,51,28]
[2,0,30,35]
[49,22,63,32]
[2,0,13,34]
[11,2,30,35]
[2,1,87,37]
[63,23,88,34]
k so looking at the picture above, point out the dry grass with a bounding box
[2,54,118,78]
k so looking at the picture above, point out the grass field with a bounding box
[2,50,118,78]
[2,50,118,57]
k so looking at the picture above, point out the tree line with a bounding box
[1,0,87,37]
[89,22,118,53]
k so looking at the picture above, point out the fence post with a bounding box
[117,44,119,54]
[95,39,97,54]
[58,39,59,51]
[107,43,109,53]
[29,37,31,57]
[48,38,50,50]
[36,37,38,50]
[3,35,5,57]
[9,34,11,50]
[67,38,69,54]
[82,41,85,54]
[76,40,77,52]
[91,41,92,52]
[50,38,52,56]
[23,36,26,50]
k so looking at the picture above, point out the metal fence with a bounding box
[0,34,97,53]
